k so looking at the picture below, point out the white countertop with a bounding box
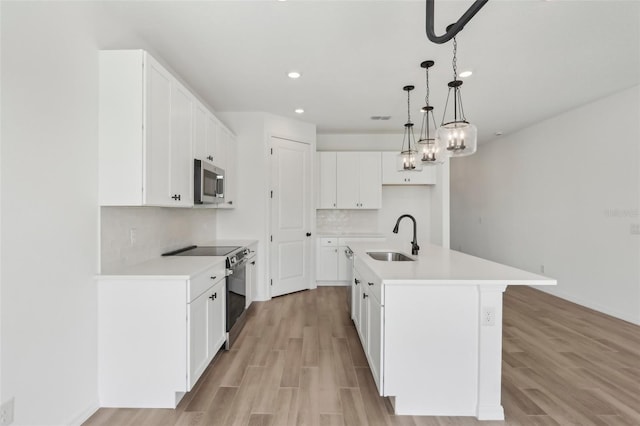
[316,232,385,238]
[98,256,227,280]
[98,239,258,279]
[348,242,556,286]
[195,239,258,248]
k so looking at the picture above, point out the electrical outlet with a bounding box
[129,228,137,246]
[482,307,496,326]
[631,223,640,235]
[0,397,14,426]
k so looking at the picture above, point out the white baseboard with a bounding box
[533,286,640,326]
[316,281,349,287]
[68,401,99,426]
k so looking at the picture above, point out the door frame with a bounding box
[267,135,316,298]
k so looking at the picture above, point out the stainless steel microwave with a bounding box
[194,159,224,204]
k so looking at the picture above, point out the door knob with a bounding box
[306,232,312,237]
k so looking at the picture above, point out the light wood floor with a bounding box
[85,286,640,426]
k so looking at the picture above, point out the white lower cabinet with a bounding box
[353,260,384,392]
[188,276,225,389]
[246,243,258,309]
[316,236,385,283]
[98,261,226,408]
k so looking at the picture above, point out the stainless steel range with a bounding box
[163,245,249,349]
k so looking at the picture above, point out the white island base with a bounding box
[348,242,556,421]
[384,284,506,420]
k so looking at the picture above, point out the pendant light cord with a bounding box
[452,35,458,121]
[424,66,431,140]
[407,89,412,125]
[452,36,458,81]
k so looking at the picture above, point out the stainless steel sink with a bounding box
[367,251,414,262]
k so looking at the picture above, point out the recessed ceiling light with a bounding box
[287,71,301,79]
[295,108,304,114]
[495,131,504,136]
[459,70,473,78]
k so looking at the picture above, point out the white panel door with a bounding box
[170,82,193,206]
[188,290,208,390]
[271,137,312,297]
[207,280,226,360]
[193,102,208,162]
[358,152,382,208]
[336,152,360,208]
[317,151,337,208]
[144,54,172,205]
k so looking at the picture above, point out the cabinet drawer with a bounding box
[356,261,383,304]
[319,237,338,247]
[188,263,226,303]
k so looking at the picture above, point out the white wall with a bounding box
[1,3,102,424]
[451,86,640,325]
[100,207,217,273]
[316,134,449,249]
[1,2,220,424]
[216,112,316,301]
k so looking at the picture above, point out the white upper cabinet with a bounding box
[217,126,237,208]
[337,152,381,209]
[317,152,337,209]
[169,82,194,207]
[99,50,193,207]
[193,101,215,164]
[381,152,436,185]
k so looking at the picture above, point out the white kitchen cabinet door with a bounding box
[169,82,194,206]
[193,102,210,163]
[205,114,219,165]
[381,152,436,185]
[367,292,384,393]
[317,152,337,208]
[143,53,173,206]
[358,152,382,208]
[317,246,339,281]
[207,279,226,360]
[336,152,381,209]
[359,284,369,348]
[336,152,361,209]
[99,50,194,207]
[218,127,236,209]
[188,289,209,389]
[352,273,363,333]
[246,249,257,308]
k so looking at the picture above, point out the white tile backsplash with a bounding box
[100,206,217,272]
[316,209,378,234]
[317,186,433,247]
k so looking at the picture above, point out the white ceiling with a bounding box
[97,0,640,142]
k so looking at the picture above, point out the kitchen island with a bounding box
[346,242,556,421]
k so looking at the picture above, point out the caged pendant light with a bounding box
[398,85,422,170]
[437,34,477,157]
[417,60,445,165]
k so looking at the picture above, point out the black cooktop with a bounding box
[162,245,240,257]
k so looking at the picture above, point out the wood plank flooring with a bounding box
[84,286,640,425]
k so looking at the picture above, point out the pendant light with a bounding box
[417,60,445,165]
[437,34,477,157]
[398,85,421,170]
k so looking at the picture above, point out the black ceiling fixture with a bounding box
[425,0,489,44]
